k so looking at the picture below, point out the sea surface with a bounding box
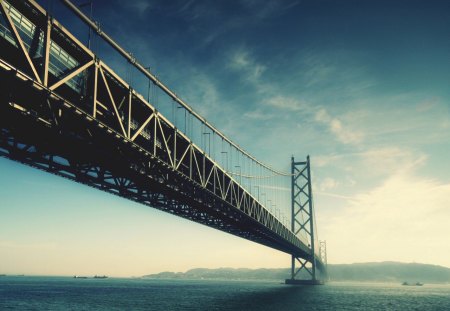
[0,276,449,310]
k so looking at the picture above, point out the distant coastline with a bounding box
[143,262,450,284]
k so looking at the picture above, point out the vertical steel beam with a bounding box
[213,166,216,195]
[202,151,205,187]
[291,156,295,280]
[43,15,52,86]
[189,145,192,180]
[128,88,132,139]
[153,114,157,156]
[93,62,98,118]
[173,128,177,169]
[307,155,316,281]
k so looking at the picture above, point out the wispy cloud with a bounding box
[359,147,427,176]
[314,108,364,145]
[319,177,339,192]
[315,147,427,175]
[315,191,354,200]
[243,109,273,121]
[228,49,267,84]
[175,69,223,120]
[265,96,310,111]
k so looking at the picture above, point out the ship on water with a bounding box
[73,275,108,279]
[402,281,423,286]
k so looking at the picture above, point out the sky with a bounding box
[1,0,450,277]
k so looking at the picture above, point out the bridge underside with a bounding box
[0,63,313,261]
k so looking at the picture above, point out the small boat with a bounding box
[73,276,88,279]
[402,281,423,286]
[94,275,108,279]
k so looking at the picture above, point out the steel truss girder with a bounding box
[0,57,311,259]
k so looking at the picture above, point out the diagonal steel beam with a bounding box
[0,1,41,83]
[99,66,127,137]
[49,60,94,91]
[131,113,154,141]
[156,117,174,167]
[175,143,191,171]
[191,148,203,185]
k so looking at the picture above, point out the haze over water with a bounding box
[1,277,449,311]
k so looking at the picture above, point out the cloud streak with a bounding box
[228,49,267,85]
[324,170,450,266]
[315,108,364,145]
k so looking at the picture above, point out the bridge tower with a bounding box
[319,240,329,281]
[285,156,323,285]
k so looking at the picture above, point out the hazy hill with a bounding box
[143,262,450,283]
[144,268,290,281]
[328,262,450,283]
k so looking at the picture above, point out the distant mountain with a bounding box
[328,262,450,283]
[143,267,290,281]
[143,262,450,283]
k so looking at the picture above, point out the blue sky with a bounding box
[1,0,449,276]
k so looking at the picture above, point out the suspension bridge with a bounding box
[0,0,327,284]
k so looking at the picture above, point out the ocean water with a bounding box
[0,277,449,310]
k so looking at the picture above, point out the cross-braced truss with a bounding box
[287,157,325,283]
